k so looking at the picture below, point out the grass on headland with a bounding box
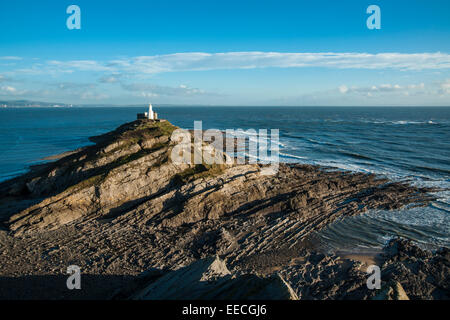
[117,120,177,148]
[172,163,226,185]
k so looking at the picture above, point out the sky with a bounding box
[0,0,450,106]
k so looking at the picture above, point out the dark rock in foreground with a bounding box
[280,238,449,300]
[122,256,298,300]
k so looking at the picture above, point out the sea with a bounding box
[0,106,449,252]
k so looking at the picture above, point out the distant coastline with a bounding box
[2,100,450,109]
[0,100,72,108]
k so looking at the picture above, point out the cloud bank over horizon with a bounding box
[5,51,450,76]
[1,51,450,106]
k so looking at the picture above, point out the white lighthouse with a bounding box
[137,103,159,120]
[148,103,154,120]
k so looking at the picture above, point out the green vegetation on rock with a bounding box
[173,163,226,185]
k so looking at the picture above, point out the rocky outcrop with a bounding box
[373,281,409,300]
[279,238,449,300]
[0,119,435,236]
[127,256,298,300]
[378,238,450,299]
[0,119,446,300]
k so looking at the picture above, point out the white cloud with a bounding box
[0,85,30,96]
[107,52,450,74]
[138,92,159,98]
[80,92,109,100]
[1,85,17,93]
[339,85,348,94]
[10,52,450,76]
[336,81,448,98]
[99,75,121,83]
[2,51,449,105]
[53,82,96,90]
[121,82,207,97]
[407,83,425,89]
[439,79,450,94]
[0,56,22,61]
[47,60,113,72]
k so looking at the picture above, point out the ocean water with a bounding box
[0,106,449,250]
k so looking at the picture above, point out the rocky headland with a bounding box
[0,119,448,300]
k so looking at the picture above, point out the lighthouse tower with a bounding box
[137,104,159,120]
[148,104,154,120]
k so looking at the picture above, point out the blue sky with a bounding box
[0,0,449,105]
